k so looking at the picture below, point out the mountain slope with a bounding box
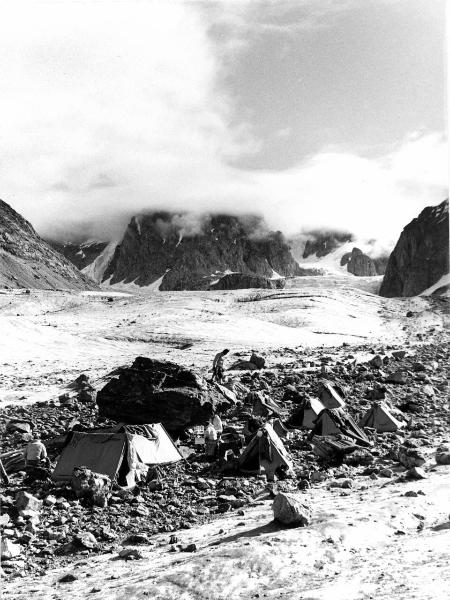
[379,199,449,297]
[0,199,98,290]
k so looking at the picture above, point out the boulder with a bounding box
[97,357,230,434]
[1,539,22,561]
[398,447,426,469]
[272,492,311,527]
[15,491,42,513]
[386,370,407,384]
[71,467,111,507]
[250,352,266,369]
[436,445,450,465]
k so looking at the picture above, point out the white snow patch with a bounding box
[420,273,450,296]
[81,241,118,283]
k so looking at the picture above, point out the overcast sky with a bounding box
[0,0,447,243]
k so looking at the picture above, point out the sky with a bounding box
[0,0,447,245]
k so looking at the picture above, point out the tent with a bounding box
[359,402,404,432]
[311,409,370,447]
[289,397,325,429]
[271,418,290,439]
[238,423,293,477]
[52,423,182,486]
[318,382,346,409]
[250,393,281,418]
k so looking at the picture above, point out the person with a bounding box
[212,349,229,382]
[0,458,9,486]
[205,421,218,459]
[23,434,49,469]
[212,414,223,435]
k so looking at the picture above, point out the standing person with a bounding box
[205,420,218,459]
[212,349,229,382]
[0,458,9,486]
[212,413,223,435]
[23,434,48,469]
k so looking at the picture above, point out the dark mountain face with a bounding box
[340,247,383,276]
[0,199,98,290]
[49,241,108,271]
[302,231,354,259]
[102,212,303,290]
[379,199,449,297]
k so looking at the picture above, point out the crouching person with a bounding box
[24,434,49,470]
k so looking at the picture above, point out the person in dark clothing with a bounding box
[212,349,229,382]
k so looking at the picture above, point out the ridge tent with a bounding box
[271,418,290,439]
[311,408,370,447]
[289,397,325,429]
[52,423,181,487]
[359,402,404,432]
[251,393,281,418]
[238,423,293,477]
[318,382,346,409]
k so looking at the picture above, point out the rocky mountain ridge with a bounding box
[380,199,449,297]
[55,212,313,290]
[0,200,98,291]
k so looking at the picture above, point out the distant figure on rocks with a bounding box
[212,349,229,382]
[212,414,223,435]
[24,434,49,469]
[0,458,9,486]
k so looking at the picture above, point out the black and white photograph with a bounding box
[0,1,448,598]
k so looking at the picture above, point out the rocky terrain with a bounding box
[380,199,449,297]
[0,200,98,291]
[0,282,448,599]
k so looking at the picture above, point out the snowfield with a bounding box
[0,277,446,407]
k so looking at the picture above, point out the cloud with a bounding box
[0,2,447,247]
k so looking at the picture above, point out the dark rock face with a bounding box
[302,231,353,259]
[210,273,285,290]
[341,248,377,277]
[0,199,98,290]
[380,199,449,297]
[96,357,230,434]
[48,241,108,271]
[101,213,302,290]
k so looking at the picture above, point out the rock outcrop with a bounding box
[97,212,302,290]
[0,199,98,290]
[380,199,449,297]
[340,248,378,276]
[48,241,108,271]
[210,273,286,290]
[96,357,230,434]
[302,231,353,259]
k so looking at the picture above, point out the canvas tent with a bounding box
[238,423,293,477]
[251,393,281,418]
[52,423,181,486]
[290,397,325,429]
[359,402,403,432]
[319,382,346,409]
[311,408,370,447]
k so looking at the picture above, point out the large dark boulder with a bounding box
[380,199,449,297]
[96,357,230,434]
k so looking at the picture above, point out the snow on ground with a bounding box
[421,273,450,296]
[0,278,446,407]
[2,464,449,600]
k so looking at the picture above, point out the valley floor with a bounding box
[0,278,448,599]
[0,276,446,407]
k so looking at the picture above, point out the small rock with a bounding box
[407,467,427,480]
[59,573,78,583]
[118,547,143,560]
